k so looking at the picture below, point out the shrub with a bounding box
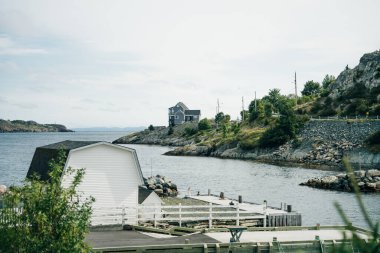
[301,80,321,96]
[167,126,174,135]
[370,104,380,116]
[259,127,290,147]
[184,127,198,136]
[249,110,259,122]
[0,151,93,252]
[198,118,211,131]
[319,107,337,117]
[365,130,380,146]
[310,102,323,114]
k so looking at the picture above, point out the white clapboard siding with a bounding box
[61,143,142,225]
[139,192,162,220]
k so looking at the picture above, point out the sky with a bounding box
[0,0,379,128]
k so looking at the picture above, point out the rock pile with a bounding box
[300,169,380,192]
[144,175,178,197]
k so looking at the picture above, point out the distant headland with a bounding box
[0,119,73,133]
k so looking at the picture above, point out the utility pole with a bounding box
[294,72,298,99]
[217,98,220,114]
[242,96,245,122]
[254,91,257,112]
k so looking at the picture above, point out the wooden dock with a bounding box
[89,225,371,253]
[188,194,302,227]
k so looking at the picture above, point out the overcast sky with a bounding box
[0,0,379,128]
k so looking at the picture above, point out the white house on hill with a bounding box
[27,140,161,225]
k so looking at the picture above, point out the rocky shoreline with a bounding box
[114,120,380,170]
[144,175,178,197]
[300,169,380,192]
[0,119,73,133]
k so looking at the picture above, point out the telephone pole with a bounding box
[294,72,298,98]
[242,96,245,121]
[254,91,257,112]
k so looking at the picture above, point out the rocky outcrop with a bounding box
[166,120,380,169]
[116,120,380,169]
[113,123,197,146]
[300,169,380,192]
[144,175,178,197]
[329,50,380,101]
[0,119,73,133]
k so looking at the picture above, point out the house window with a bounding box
[175,115,179,119]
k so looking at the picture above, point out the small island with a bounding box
[0,119,73,133]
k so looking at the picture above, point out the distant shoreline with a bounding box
[0,119,73,133]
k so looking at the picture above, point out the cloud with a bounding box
[0,35,48,55]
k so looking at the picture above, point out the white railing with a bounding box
[92,203,267,228]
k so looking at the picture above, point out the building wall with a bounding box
[61,144,142,225]
[139,192,162,220]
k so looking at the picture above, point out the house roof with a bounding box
[138,186,153,204]
[39,140,101,150]
[185,110,201,115]
[138,186,163,204]
[27,140,101,181]
[27,140,144,184]
[175,102,189,110]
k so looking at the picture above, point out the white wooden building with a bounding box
[27,140,156,225]
[138,186,163,220]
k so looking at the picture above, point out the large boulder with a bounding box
[321,176,338,184]
[366,170,380,178]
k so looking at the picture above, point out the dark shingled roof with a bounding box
[185,110,201,115]
[27,140,101,181]
[138,186,154,204]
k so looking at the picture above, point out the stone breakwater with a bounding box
[114,120,380,169]
[300,169,380,192]
[144,175,178,197]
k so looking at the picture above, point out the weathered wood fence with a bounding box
[91,204,301,228]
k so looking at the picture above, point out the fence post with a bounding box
[236,203,240,226]
[154,206,158,227]
[179,203,182,227]
[209,203,212,228]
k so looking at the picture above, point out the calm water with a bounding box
[0,132,379,228]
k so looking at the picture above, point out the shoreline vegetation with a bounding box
[114,50,380,172]
[0,119,73,133]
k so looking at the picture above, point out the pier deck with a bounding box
[88,226,371,252]
[205,229,368,243]
[188,195,286,215]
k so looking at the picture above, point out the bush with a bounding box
[259,127,290,148]
[301,80,321,96]
[370,104,380,116]
[148,124,154,131]
[310,102,323,114]
[319,107,337,117]
[184,127,198,136]
[167,126,174,135]
[198,118,211,131]
[0,151,93,252]
[365,131,380,146]
[249,110,259,122]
